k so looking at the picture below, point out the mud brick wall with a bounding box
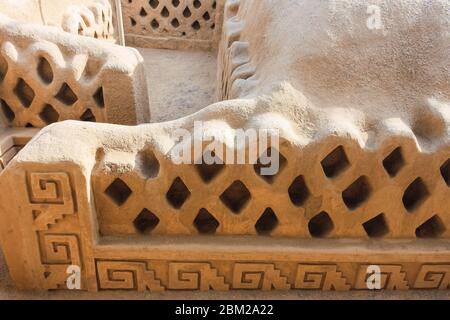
[0,14,149,127]
[0,119,449,290]
[122,0,225,50]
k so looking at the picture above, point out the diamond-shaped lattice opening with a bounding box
[14,78,35,108]
[192,20,201,30]
[383,147,405,177]
[130,17,137,26]
[254,148,287,184]
[140,7,147,16]
[172,0,180,7]
[1,99,15,123]
[195,152,225,183]
[220,180,251,214]
[39,104,59,124]
[25,123,34,128]
[166,177,191,209]
[321,146,350,178]
[105,178,132,206]
[288,175,310,206]
[136,149,160,179]
[93,87,105,108]
[255,208,279,235]
[193,0,201,8]
[342,176,372,210]
[55,83,78,106]
[362,213,389,238]
[441,159,450,187]
[171,18,180,28]
[203,12,210,20]
[193,208,219,234]
[80,109,96,122]
[150,0,159,9]
[37,57,53,84]
[415,215,445,238]
[161,6,169,17]
[183,7,192,17]
[133,208,160,234]
[308,211,334,238]
[151,19,159,29]
[402,178,430,212]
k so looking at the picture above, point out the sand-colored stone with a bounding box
[0,0,119,42]
[122,0,225,50]
[0,0,449,294]
[0,13,149,127]
[0,127,39,172]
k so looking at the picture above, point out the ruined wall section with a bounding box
[0,14,149,127]
[122,0,225,50]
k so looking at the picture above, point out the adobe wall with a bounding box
[0,0,448,292]
[0,13,149,128]
[122,0,225,50]
[0,0,118,42]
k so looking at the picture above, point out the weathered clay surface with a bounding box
[0,0,118,42]
[122,0,225,50]
[61,0,117,42]
[0,0,449,292]
[0,13,149,127]
[0,127,38,172]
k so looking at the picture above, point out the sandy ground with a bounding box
[0,248,448,300]
[138,47,218,123]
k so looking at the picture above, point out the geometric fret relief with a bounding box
[232,263,290,291]
[294,265,351,291]
[414,265,450,289]
[90,260,450,291]
[168,263,229,291]
[354,265,409,290]
[96,261,164,292]
[39,234,81,290]
[27,172,75,230]
[40,234,81,265]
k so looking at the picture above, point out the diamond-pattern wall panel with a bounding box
[0,15,149,127]
[122,0,225,49]
[91,136,450,239]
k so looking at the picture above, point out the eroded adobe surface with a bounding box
[0,13,148,127]
[0,0,449,292]
[122,0,225,50]
[0,0,118,42]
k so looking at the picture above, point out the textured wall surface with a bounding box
[0,0,118,41]
[0,14,149,127]
[122,0,225,49]
[0,0,449,292]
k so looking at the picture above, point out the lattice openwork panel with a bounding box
[92,136,450,239]
[0,15,149,127]
[0,42,106,127]
[122,0,222,49]
[62,0,116,42]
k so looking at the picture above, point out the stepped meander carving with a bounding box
[0,0,449,294]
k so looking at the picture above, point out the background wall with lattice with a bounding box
[0,14,149,127]
[122,0,225,50]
